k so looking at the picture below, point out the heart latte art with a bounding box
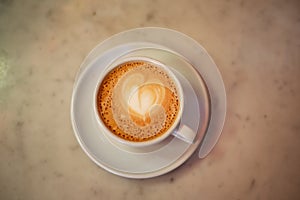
[128,82,174,126]
[97,60,180,142]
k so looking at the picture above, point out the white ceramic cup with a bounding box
[94,56,195,147]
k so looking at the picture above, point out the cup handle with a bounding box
[172,125,196,144]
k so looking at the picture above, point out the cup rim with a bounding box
[93,56,184,148]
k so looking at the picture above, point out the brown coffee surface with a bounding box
[96,60,180,142]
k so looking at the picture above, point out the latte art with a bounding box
[97,60,180,142]
[128,83,168,126]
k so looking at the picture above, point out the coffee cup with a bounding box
[94,56,195,147]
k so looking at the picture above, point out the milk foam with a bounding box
[127,83,165,121]
[97,60,180,142]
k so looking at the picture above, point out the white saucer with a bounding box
[71,28,226,178]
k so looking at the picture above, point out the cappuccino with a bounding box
[96,60,180,142]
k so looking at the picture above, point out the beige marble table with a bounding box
[0,0,299,199]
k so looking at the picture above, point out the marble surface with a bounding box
[0,0,299,199]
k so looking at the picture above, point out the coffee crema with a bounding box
[96,60,180,142]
